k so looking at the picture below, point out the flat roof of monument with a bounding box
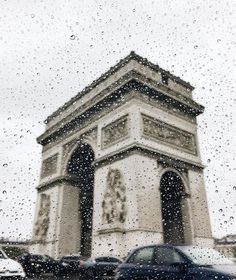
[45,51,194,123]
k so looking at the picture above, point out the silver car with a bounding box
[0,247,25,278]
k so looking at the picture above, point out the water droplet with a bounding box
[3,163,8,167]
[70,35,75,40]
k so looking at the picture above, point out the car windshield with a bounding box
[178,247,234,266]
[0,250,7,259]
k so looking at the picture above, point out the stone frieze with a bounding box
[102,115,129,148]
[41,154,58,178]
[142,114,197,154]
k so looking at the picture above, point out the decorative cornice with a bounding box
[94,143,204,171]
[37,175,80,191]
[37,76,203,146]
[45,51,194,123]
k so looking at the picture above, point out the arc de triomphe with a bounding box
[30,52,213,258]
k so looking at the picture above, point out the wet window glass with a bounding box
[0,1,235,280]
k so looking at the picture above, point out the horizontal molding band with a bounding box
[94,143,204,171]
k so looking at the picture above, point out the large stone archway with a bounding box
[160,171,187,244]
[31,52,213,258]
[66,142,95,257]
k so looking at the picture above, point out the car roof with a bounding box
[126,244,199,257]
[130,244,197,250]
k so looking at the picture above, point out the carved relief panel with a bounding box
[102,115,129,149]
[102,168,127,225]
[41,154,58,178]
[33,193,50,241]
[142,114,197,154]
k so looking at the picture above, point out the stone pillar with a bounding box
[188,169,214,247]
[30,184,61,257]
[92,153,163,258]
[55,181,80,258]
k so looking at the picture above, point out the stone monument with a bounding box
[30,52,213,258]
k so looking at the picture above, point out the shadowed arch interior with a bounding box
[160,171,185,244]
[67,143,95,257]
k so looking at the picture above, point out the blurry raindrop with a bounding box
[3,163,8,167]
[70,35,76,40]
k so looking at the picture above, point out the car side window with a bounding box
[128,247,155,265]
[154,247,185,265]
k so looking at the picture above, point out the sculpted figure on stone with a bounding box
[33,193,50,241]
[102,168,127,225]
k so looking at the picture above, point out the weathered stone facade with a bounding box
[30,52,213,258]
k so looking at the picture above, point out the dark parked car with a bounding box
[17,253,60,276]
[84,256,123,279]
[57,255,87,275]
[115,244,236,280]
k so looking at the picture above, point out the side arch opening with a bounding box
[160,171,186,244]
[67,142,95,257]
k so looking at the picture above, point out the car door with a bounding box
[125,246,156,280]
[95,257,121,277]
[151,246,189,280]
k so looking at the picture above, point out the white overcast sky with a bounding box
[0,0,235,241]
